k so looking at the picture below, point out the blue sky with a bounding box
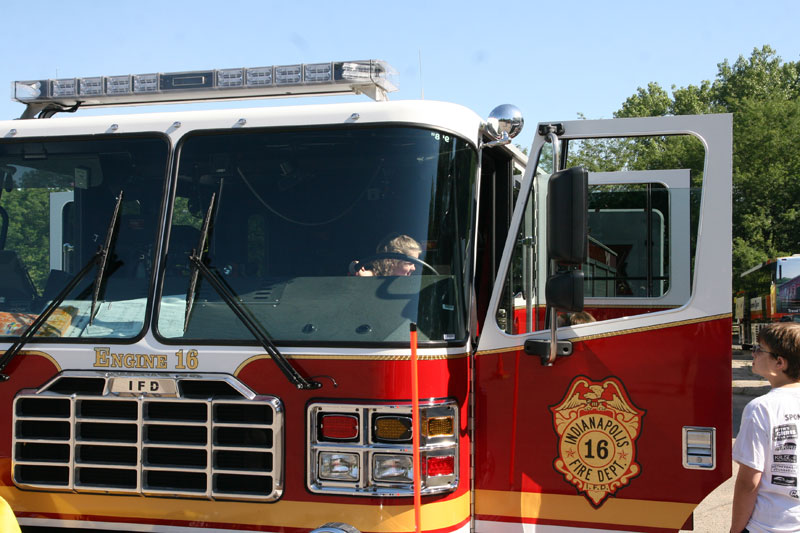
[2,0,799,151]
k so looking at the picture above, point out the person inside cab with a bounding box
[352,234,421,277]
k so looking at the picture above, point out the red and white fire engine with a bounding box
[0,60,732,532]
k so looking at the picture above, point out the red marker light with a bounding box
[319,414,359,441]
[425,455,455,477]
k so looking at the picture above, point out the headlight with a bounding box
[318,452,359,481]
[373,454,413,483]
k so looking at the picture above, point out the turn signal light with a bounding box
[374,416,412,442]
[426,416,454,437]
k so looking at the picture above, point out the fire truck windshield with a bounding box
[0,135,168,338]
[156,126,477,346]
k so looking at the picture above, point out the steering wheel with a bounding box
[350,252,440,276]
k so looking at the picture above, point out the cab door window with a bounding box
[496,133,705,333]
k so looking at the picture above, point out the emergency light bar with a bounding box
[12,60,398,112]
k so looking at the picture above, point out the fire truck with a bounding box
[0,60,732,532]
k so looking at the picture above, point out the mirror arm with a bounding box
[546,260,559,366]
[480,131,511,149]
[544,131,561,366]
[523,336,573,364]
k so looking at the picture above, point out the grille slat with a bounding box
[144,420,209,426]
[73,418,140,424]
[142,442,207,450]
[144,465,208,472]
[13,378,282,502]
[214,444,276,453]
[15,460,70,467]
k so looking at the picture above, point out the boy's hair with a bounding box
[758,323,800,380]
[372,234,421,276]
[569,311,596,325]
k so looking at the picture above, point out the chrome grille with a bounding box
[13,373,283,501]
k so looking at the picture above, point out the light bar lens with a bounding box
[14,81,42,101]
[275,65,302,85]
[106,75,131,95]
[51,79,76,97]
[246,67,273,86]
[217,68,244,88]
[133,74,158,93]
[339,61,373,81]
[79,77,103,96]
[304,63,332,83]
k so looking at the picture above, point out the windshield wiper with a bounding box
[185,196,322,390]
[184,193,215,330]
[0,190,124,381]
[91,190,123,324]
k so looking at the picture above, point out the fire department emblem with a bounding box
[551,376,645,507]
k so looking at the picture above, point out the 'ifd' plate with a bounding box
[109,377,178,396]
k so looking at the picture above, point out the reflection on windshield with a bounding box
[778,257,800,314]
[779,258,800,285]
[158,127,476,345]
[0,136,168,338]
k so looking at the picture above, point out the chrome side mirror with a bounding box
[482,104,523,146]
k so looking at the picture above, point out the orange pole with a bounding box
[410,323,422,533]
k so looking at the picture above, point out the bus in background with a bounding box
[735,254,800,346]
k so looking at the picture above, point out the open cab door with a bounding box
[474,114,732,532]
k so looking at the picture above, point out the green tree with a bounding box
[1,187,52,291]
[574,45,800,290]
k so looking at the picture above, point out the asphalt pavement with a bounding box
[679,347,768,532]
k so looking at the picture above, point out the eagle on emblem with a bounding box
[554,379,640,416]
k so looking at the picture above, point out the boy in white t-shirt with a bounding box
[732,322,800,533]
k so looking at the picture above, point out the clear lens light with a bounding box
[339,62,373,81]
[275,65,302,85]
[14,81,42,101]
[133,74,158,93]
[319,452,359,481]
[79,77,103,96]
[217,68,244,87]
[51,79,77,97]
[246,67,273,86]
[373,454,413,483]
[304,63,332,83]
[106,75,131,95]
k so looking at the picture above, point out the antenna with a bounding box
[418,49,424,99]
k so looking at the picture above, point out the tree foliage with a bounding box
[1,188,51,291]
[578,45,800,290]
